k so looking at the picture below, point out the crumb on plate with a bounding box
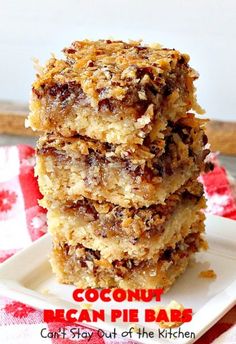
[199,269,217,279]
[157,300,185,328]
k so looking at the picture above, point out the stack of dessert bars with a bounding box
[29,40,210,291]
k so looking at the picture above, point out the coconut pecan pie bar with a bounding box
[50,219,207,290]
[36,116,208,208]
[29,40,203,144]
[45,182,205,261]
[29,39,210,292]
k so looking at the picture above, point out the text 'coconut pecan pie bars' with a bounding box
[28,40,211,291]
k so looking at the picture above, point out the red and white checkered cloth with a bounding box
[0,145,235,343]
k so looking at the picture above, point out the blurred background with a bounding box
[0,0,235,163]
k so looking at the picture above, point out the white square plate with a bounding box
[0,214,235,344]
